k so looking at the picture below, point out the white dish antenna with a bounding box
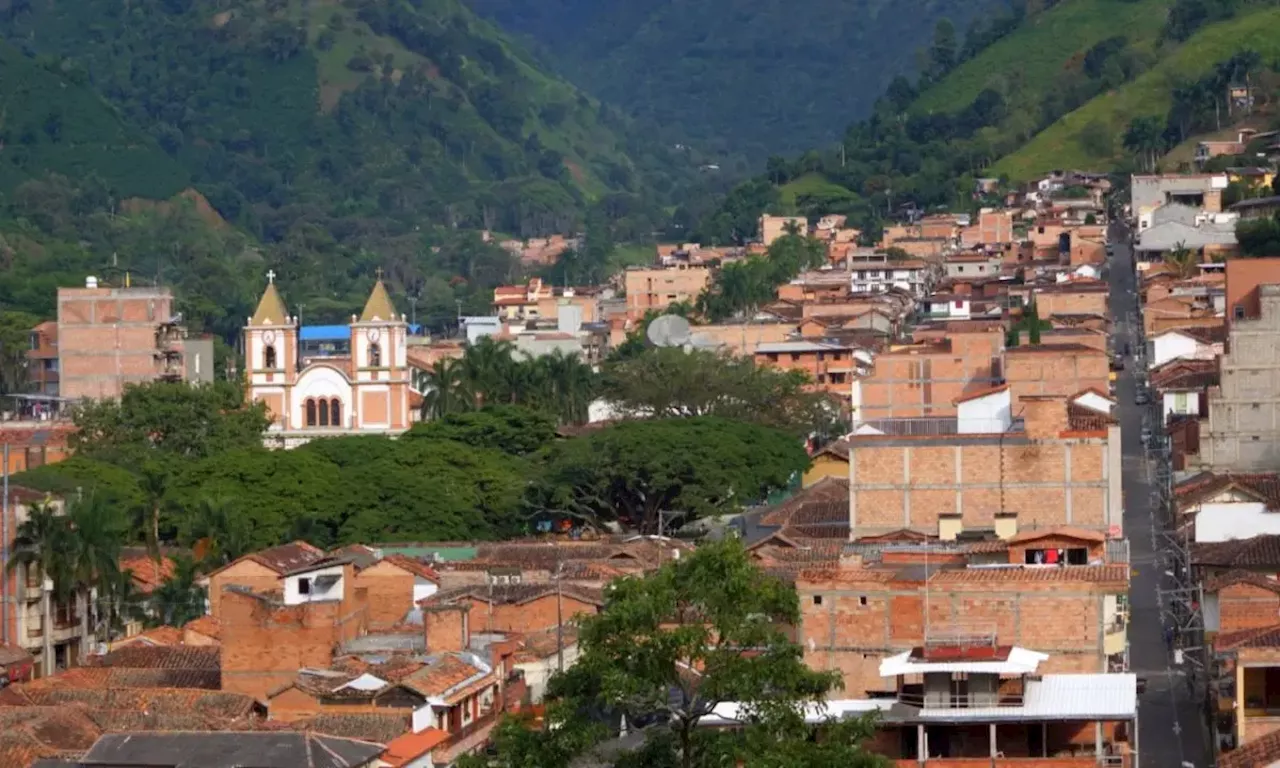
[646,314,692,348]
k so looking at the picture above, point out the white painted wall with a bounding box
[957,388,1012,434]
[290,365,352,428]
[516,643,581,702]
[1072,391,1114,415]
[1150,332,1198,369]
[283,564,345,605]
[1194,501,1280,542]
[413,577,438,604]
[1162,391,1201,421]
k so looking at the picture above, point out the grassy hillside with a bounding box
[994,5,1280,177]
[912,0,1169,114]
[0,42,189,197]
[465,0,1009,158]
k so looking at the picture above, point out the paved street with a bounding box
[1107,222,1211,768]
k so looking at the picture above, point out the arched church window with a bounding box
[305,399,317,427]
[330,399,342,427]
[318,398,330,427]
[369,342,382,368]
[264,344,277,369]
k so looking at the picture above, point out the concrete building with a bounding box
[1132,174,1228,229]
[848,391,1123,540]
[759,214,808,246]
[623,265,711,320]
[852,328,1005,421]
[942,252,1003,279]
[1004,343,1110,402]
[56,280,206,401]
[848,255,933,296]
[1202,271,1280,470]
[24,321,59,397]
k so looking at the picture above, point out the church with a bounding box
[244,272,414,446]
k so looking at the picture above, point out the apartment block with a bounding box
[1202,282,1280,470]
[797,555,1129,700]
[849,391,1123,539]
[853,328,1005,421]
[56,280,208,401]
[623,265,711,320]
[1004,343,1110,401]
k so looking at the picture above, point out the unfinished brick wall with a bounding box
[353,561,415,630]
[219,591,363,700]
[797,572,1123,696]
[1006,348,1109,401]
[1029,290,1109,318]
[57,287,174,401]
[1218,584,1280,633]
[424,605,470,653]
[858,332,1004,420]
[460,594,598,635]
[208,560,283,618]
[848,436,1111,537]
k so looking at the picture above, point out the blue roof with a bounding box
[300,325,350,342]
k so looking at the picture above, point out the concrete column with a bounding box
[1095,720,1103,764]
[989,722,998,760]
[917,724,927,765]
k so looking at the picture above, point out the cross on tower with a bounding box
[266,269,277,285]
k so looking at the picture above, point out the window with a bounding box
[318,398,330,427]
[298,577,311,595]
[264,345,277,369]
[1174,393,1189,412]
[956,266,964,273]
[368,342,382,367]
[330,399,341,427]
[1235,305,1246,320]
[859,596,868,606]
[812,595,823,606]
[306,399,317,427]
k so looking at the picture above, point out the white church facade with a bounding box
[244,273,414,447]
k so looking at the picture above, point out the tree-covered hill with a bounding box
[464,0,1011,159]
[675,0,1280,242]
[0,0,695,239]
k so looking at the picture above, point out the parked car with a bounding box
[1111,355,1125,371]
[1135,389,1150,406]
[1140,428,1152,447]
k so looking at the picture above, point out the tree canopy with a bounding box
[464,540,886,768]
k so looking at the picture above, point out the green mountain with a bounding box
[678,0,1280,242]
[464,0,1011,159]
[0,0,692,237]
[0,0,708,346]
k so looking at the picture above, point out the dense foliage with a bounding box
[463,540,887,768]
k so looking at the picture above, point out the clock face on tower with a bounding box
[367,328,381,343]
[263,330,276,345]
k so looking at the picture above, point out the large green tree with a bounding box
[530,417,809,533]
[601,347,833,436]
[467,540,886,768]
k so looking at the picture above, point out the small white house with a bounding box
[284,561,347,605]
[1147,327,1224,370]
[1176,472,1280,542]
[955,384,1013,434]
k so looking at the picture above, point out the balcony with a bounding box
[432,711,499,765]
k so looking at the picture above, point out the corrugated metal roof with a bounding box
[300,325,351,341]
[913,674,1137,722]
[879,647,1048,677]
[700,699,891,727]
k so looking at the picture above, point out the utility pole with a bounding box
[554,544,565,673]
[2,443,8,647]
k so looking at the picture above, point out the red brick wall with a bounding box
[462,594,598,635]
[1006,349,1109,402]
[1031,291,1109,318]
[797,575,1118,696]
[425,606,470,654]
[849,437,1109,536]
[354,562,415,631]
[858,333,1004,419]
[1218,584,1280,633]
[209,560,282,618]
[219,591,365,701]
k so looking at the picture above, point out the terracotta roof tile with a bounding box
[1150,358,1219,391]
[241,541,327,575]
[399,656,485,699]
[1204,570,1280,595]
[383,728,451,767]
[382,554,442,583]
[182,615,222,641]
[121,556,176,593]
[426,582,603,608]
[114,625,184,648]
[1176,472,1280,510]
[1193,536,1280,568]
[1220,722,1280,767]
[758,476,849,528]
[1067,403,1116,432]
[90,644,220,671]
[928,565,1129,583]
[1215,623,1280,652]
[814,439,850,461]
[296,712,411,744]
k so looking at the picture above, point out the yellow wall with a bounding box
[803,454,847,488]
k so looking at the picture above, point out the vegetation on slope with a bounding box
[994,6,1280,177]
[465,0,1011,159]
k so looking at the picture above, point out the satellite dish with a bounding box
[646,315,692,348]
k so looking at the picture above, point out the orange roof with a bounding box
[182,615,222,641]
[113,626,183,648]
[121,556,175,593]
[952,383,1009,405]
[382,554,442,583]
[381,728,451,767]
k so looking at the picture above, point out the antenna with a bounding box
[645,315,692,348]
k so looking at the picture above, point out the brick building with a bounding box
[623,265,711,320]
[1004,343,1109,401]
[849,391,1123,539]
[796,553,1129,700]
[421,583,602,636]
[56,280,209,401]
[25,321,59,397]
[852,328,1005,421]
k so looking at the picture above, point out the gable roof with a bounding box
[1219,723,1280,768]
[1150,358,1219,391]
[813,439,850,461]
[360,279,398,323]
[122,556,176,594]
[78,731,385,768]
[1175,472,1280,510]
[182,615,222,642]
[425,582,604,609]
[251,282,290,327]
[1192,535,1280,568]
[379,554,441,583]
[211,541,327,578]
[758,476,849,528]
[1204,569,1280,596]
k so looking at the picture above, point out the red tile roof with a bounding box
[1220,724,1280,767]
[399,656,486,700]
[927,565,1128,583]
[1215,623,1280,652]
[382,554,442,583]
[1176,472,1280,510]
[228,540,327,576]
[1150,358,1219,391]
[113,625,184,648]
[382,728,451,767]
[1192,536,1280,568]
[1067,403,1117,432]
[758,476,849,528]
[121,556,176,593]
[89,644,220,671]
[295,712,412,744]
[1204,570,1280,595]
[183,615,222,641]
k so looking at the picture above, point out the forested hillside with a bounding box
[465,0,1011,159]
[0,0,705,347]
[677,0,1280,243]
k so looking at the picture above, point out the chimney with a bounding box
[1020,395,1069,439]
[423,603,470,654]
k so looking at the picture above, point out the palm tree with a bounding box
[1166,243,1199,279]
[186,496,252,570]
[461,336,518,405]
[134,463,170,561]
[5,500,69,676]
[421,358,472,420]
[148,555,206,629]
[540,350,597,424]
[66,495,126,650]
